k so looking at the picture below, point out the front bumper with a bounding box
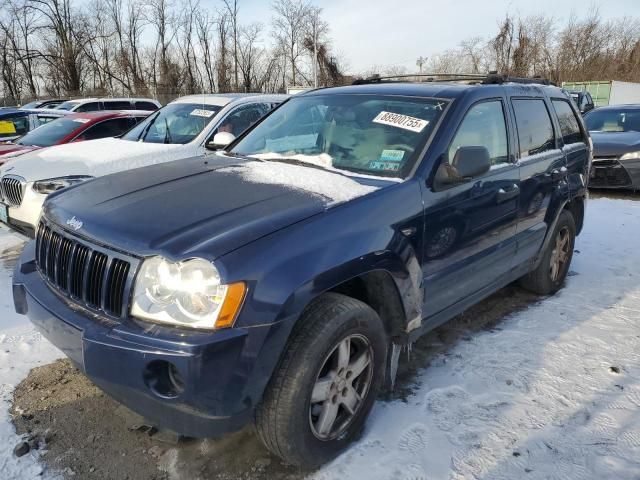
[589,158,640,190]
[13,241,276,437]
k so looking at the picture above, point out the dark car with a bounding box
[584,105,640,190]
[20,99,66,110]
[0,108,70,143]
[568,90,595,114]
[13,74,591,467]
[0,110,151,163]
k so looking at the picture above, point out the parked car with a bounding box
[20,99,66,110]
[584,104,640,190]
[0,108,71,143]
[0,110,151,163]
[12,75,590,467]
[0,94,286,236]
[55,97,161,112]
[567,90,595,114]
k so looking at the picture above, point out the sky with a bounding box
[236,0,640,73]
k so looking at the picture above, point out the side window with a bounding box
[512,99,555,157]
[0,115,29,139]
[103,100,132,110]
[215,104,270,137]
[135,101,159,111]
[552,99,585,145]
[34,115,59,127]
[76,118,134,141]
[75,102,101,113]
[434,101,508,188]
[448,100,509,165]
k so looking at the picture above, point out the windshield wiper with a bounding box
[164,118,172,144]
[138,112,159,141]
[256,157,332,172]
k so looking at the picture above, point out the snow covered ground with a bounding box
[0,227,62,480]
[0,196,639,479]
[316,196,640,480]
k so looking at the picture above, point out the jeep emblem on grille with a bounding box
[66,216,83,231]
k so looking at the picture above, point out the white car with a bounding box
[0,93,287,236]
[55,97,161,112]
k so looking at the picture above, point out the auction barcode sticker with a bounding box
[372,111,429,133]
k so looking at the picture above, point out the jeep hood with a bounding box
[1,137,189,181]
[43,154,386,259]
[591,131,640,158]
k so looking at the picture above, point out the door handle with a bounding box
[550,166,568,182]
[496,184,520,203]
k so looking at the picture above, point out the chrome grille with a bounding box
[0,175,25,206]
[35,220,136,318]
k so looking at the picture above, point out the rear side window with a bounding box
[34,115,60,127]
[135,101,159,111]
[552,100,584,145]
[77,118,136,141]
[512,99,555,157]
[75,102,101,112]
[103,100,132,110]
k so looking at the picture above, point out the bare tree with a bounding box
[272,0,310,86]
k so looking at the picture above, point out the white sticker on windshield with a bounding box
[372,111,429,133]
[72,118,90,123]
[190,109,215,118]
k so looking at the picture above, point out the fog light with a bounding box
[143,360,185,399]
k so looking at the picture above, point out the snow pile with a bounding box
[222,160,380,205]
[314,197,640,480]
[0,227,63,479]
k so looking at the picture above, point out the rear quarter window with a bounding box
[552,99,585,145]
[512,99,555,157]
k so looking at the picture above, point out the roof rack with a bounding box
[352,72,555,86]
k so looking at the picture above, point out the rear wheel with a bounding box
[519,210,576,295]
[255,293,387,467]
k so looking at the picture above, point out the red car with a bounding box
[0,110,151,164]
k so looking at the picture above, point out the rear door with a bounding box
[551,98,590,193]
[511,97,567,266]
[422,97,520,320]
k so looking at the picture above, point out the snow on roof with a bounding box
[220,158,380,205]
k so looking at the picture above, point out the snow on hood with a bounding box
[0,137,189,182]
[220,159,380,205]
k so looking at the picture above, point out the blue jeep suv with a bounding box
[13,74,591,467]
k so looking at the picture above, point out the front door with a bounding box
[422,98,520,321]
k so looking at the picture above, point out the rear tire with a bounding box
[519,210,576,295]
[255,292,387,468]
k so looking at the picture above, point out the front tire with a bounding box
[255,293,387,467]
[519,210,576,295]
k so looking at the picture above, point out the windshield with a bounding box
[56,101,81,111]
[230,94,448,177]
[585,108,640,133]
[122,103,221,144]
[15,117,86,147]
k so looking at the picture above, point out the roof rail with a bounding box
[352,72,555,87]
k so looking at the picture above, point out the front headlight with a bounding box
[32,175,93,194]
[620,151,640,161]
[131,257,245,329]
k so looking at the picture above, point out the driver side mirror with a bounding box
[452,146,491,178]
[206,132,236,150]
